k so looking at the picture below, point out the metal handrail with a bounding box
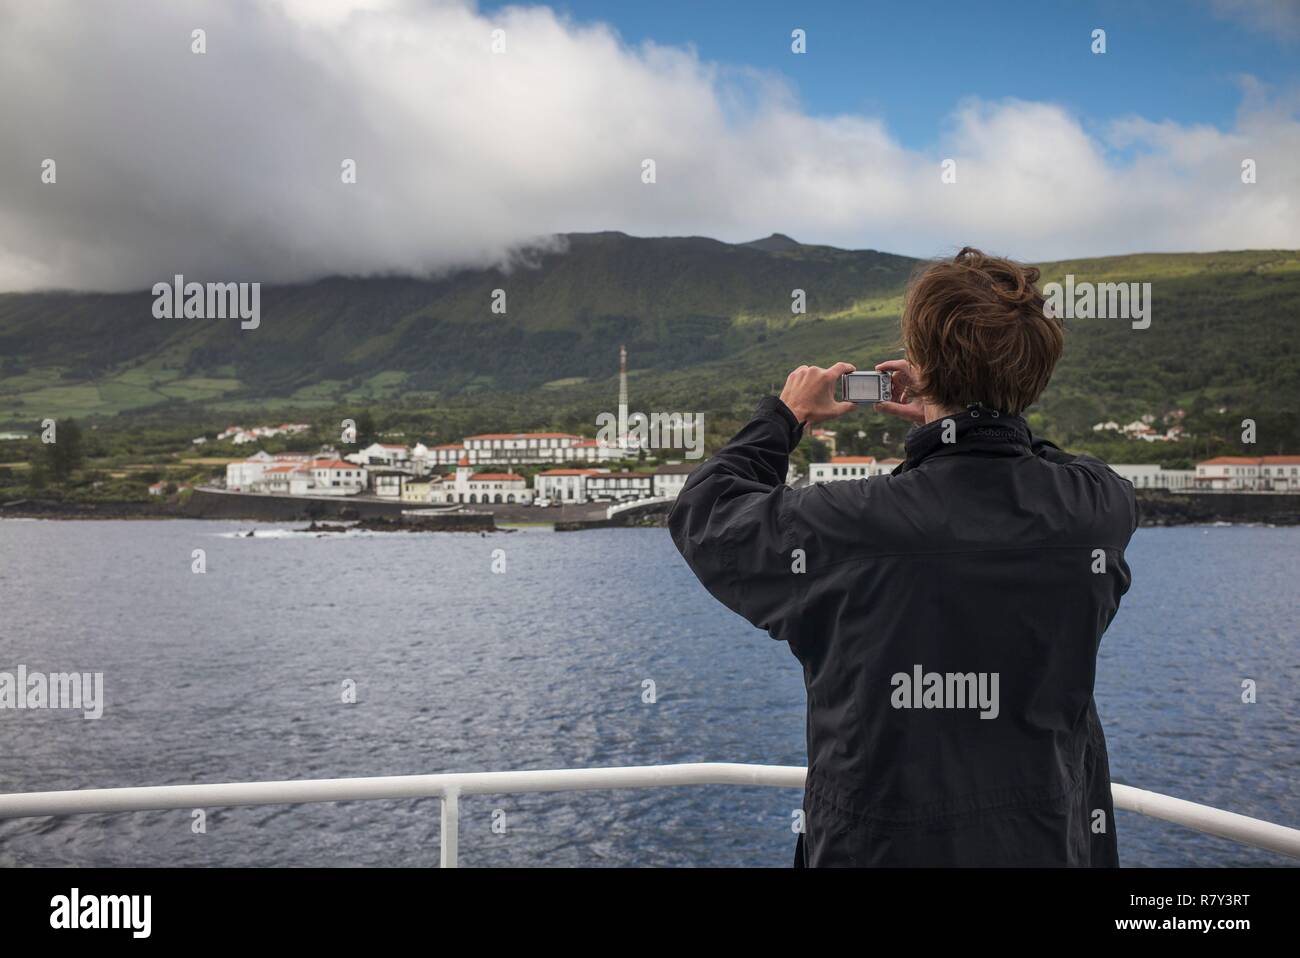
[0,763,1295,866]
[605,495,675,519]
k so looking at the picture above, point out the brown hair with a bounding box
[899,247,1063,415]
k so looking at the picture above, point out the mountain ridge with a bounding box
[0,234,1297,456]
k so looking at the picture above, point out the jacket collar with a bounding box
[901,406,1032,471]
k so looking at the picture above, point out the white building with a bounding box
[652,463,696,498]
[410,433,628,468]
[371,471,408,498]
[260,463,314,495]
[585,471,654,501]
[354,443,411,468]
[534,468,606,504]
[1260,456,1300,490]
[307,460,367,495]
[226,450,276,490]
[430,456,533,504]
[1110,464,1196,490]
[1196,457,1260,490]
[401,478,436,503]
[807,456,903,484]
[1196,456,1300,491]
[810,455,873,483]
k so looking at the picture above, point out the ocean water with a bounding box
[0,520,1295,867]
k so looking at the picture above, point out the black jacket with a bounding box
[669,397,1136,866]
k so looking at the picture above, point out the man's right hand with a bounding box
[873,359,928,425]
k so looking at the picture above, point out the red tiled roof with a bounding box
[1199,457,1261,466]
[1261,455,1300,465]
[464,432,581,441]
[831,456,876,464]
[310,460,357,470]
[471,473,525,482]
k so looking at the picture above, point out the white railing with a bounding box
[0,763,1296,866]
[605,496,675,519]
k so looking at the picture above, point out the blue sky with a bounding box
[482,0,1300,149]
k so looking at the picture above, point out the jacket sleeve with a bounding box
[1032,437,1139,535]
[667,396,805,640]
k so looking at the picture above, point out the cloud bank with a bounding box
[0,0,1297,292]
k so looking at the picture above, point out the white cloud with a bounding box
[0,0,1297,292]
[1210,0,1300,40]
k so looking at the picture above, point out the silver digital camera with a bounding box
[838,370,892,404]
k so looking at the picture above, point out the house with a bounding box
[147,481,167,496]
[308,460,367,495]
[354,442,410,468]
[1196,455,1300,491]
[1260,455,1300,491]
[1196,456,1262,490]
[431,455,532,504]
[463,432,581,460]
[534,468,605,504]
[652,463,696,498]
[370,470,408,498]
[401,478,437,503]
[809,428,838,457]
[584,471,654,501]
[416,433,627,467]
[568,438,627,463]
[1110,464,1196,490]
[809,456,875,484]
[808,456,902,485]
[260,463,313,495]
[225,450,276,490]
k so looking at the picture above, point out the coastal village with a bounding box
[207,429,1300,507]
[218,437,697,507]
[0,349,1288,507]
[181,350,1300,507]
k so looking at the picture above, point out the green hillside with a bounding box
[0,235,1296,463]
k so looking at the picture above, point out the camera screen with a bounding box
[845,374,881,402]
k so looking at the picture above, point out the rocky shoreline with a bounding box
[299,515,498,533]
[1134,490,1300,526]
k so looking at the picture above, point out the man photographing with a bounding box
[669,247,1137,867]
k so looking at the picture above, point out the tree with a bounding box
[45,418,84,484]
[355,411,377,446]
